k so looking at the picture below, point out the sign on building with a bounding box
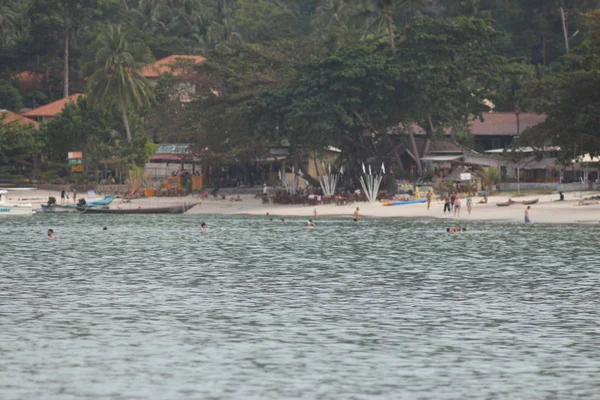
[460,173,472,181]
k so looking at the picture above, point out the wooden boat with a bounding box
[382,199,427,206]
[75,202,199,214]
[40,196,116,213]
[496,198,539,207]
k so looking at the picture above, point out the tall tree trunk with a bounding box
[420,116,435,157]
[408,126,422,176]
[560,7,569,53]
[387,16,396,54]
[63,6,69,98]
[120,99,132,143]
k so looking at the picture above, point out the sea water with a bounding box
[1,215,600,399]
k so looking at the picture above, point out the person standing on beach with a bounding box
[354,207,360,221]
[524,206,531,223]
[454,195,461,217]
[443,195,451,213]
[426,190,433,210]
[466,195,473,214]
[449,191,457,209]
[60,189,67,204]
[73,189,77,203]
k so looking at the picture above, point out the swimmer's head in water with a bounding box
[103,227,107,230]
[201,223,207,228]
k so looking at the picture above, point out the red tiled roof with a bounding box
[21,94,84,118]
[393,112,547,137]
[469,112,547,136]
[0,109,40,129]
[150,154,182,162]
[140,55,206,79]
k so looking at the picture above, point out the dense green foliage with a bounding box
[0,0,600,181]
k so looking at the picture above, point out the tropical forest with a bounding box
[1,0,600,185]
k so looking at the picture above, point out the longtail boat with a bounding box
[496,198,539,207]
[75,202,198,214]
[40,196,116,213]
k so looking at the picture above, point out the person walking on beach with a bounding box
[426,190,433,210]
[524,206,531,223]
[60,189,67,204]
[454,195,461,217]
[466,195,473,214]
[449,190,457,209]
[354,207,360,221]
[443,195,451,213]
[72,189,77,203]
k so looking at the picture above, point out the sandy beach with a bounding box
[5,189,600,224]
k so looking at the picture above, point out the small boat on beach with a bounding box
[382,199,428,206]
[40,196,116,212]
[75,202,199,214]
[0,190,35,216]
[496,198,539,207]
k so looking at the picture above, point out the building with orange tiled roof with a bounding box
[140,55,207,103]
[0,109,40,129]
[21,93,85,122]
[140,55,206,80]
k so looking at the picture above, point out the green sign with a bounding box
[68,158,83,165]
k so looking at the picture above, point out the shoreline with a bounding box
[5,189,600,225]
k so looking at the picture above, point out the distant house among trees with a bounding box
[469,113,547,152]
[21,94,84,123]
[140,55,206,103]
[0,109,39,129]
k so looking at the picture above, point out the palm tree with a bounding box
[479,166,501,194]
[361,0,428,53]
[313,0,358,32]
[86,24,154,143]
[0,0,19,46]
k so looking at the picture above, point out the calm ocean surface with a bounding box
[1,215,600,399]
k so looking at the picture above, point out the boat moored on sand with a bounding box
[75,202,199,214]
[40,196,116,213]
[496,198,539,207]
[0,190,35,216]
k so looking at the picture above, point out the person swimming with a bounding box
[305,219,315,228]
[200,222,207,231]
[446,228,455,233]
[47,229,55,239]
[281,218,285,223]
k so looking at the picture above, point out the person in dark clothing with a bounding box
[443,196,451,213]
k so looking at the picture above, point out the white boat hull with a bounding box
[0,205,35,216]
